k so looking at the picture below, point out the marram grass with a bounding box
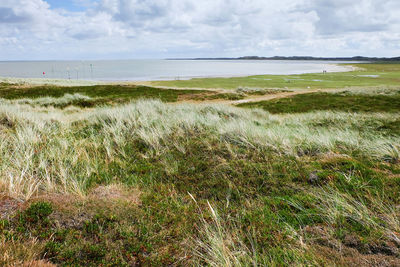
[0,98,399,266]
[1,99,399,199]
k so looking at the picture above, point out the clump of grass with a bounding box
[189,194,257,267]
[335,86,400,96]
[0,237,49,266]
[236,87,289,95]
[310,187,400,240]
[204,92,245,101]
[13,93,95,108]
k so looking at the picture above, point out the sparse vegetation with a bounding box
[152,63,400,89]
[1,65,400,266]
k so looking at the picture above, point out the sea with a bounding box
[0,59,352,81]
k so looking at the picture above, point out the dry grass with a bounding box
[0,237,49,266]
[189,194,257,267]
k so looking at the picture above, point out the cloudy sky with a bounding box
[0,0,399,60]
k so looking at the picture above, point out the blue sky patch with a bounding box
[45,0,90,12]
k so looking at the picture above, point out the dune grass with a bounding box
[0,84,211,106]
[1,65,400,265]
[151,63,400,89]
[0,97,399,265]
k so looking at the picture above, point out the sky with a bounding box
[0,0,399,60]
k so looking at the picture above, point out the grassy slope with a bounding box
[151,63,400,89]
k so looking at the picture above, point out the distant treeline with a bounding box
[168,56,400,62]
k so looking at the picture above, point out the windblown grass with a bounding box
[310,187,400,240]
[0,97,399,265]
[1,100,399,199]
[189,194,257,267]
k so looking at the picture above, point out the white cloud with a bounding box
[0,0,399,59]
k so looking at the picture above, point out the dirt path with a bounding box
[176,88,332,106]
[231,89,323,105]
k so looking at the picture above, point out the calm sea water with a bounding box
[0,60,351,81]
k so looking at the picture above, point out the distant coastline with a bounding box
[0,60,350,81]
[167,56,400,62]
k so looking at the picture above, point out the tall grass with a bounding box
[310,187,400,241]
[0,237,48,266]
[1,99,399,200]
[188,194,320,266]
[189,194,257,267]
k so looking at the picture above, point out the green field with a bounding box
[238,91,400,113]
[152,63,400,89]
[0,64,400,266]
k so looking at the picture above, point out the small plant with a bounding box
[22,202,53,225]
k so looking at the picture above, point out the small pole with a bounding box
[90,64,93,79]
[67,67,71,80]
[82,62,86,79]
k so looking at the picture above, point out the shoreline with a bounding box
[0,63,356,87]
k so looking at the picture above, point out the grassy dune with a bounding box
[0,65,400,266]
[1,100,399,266]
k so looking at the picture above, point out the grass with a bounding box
[0,98,399,266]
[0,64,400,266]
[238,91,400,114]
[151,63,400,89]
[0,84,210,106]
[0,83,292,107]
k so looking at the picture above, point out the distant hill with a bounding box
[167,56,400,62]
